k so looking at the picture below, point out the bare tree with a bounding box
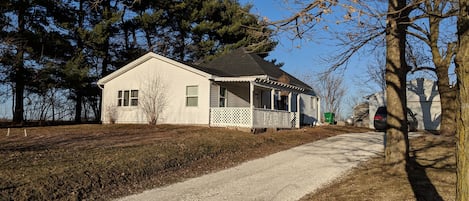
[455,0,469,199]
[352,51,387,95]
[140,74,168,125]
[266,0,458,135]
[406,0,458,136]
[317,72,346,119]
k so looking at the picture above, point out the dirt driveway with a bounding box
[117,131,402,201]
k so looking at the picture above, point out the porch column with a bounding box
[288,92,292,112]
[250,82,254,110]
[250,82,254,127]
[296,93,301,128]
[271,89,275,110]
[317,97,321,123]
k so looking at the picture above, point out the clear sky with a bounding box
[240,0,379,118]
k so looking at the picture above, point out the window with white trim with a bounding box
[311,97,316,109]
[118,91,123,106]
[130,90,138,106]
[186,85,198,107]
[219,87,227,107]
[117,90,138,106]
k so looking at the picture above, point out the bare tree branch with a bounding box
[407,24,431,44]
[327,29,386,72]
[140,74,168,125]
[317,71,346,117]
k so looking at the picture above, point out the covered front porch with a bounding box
[209,76,303,129]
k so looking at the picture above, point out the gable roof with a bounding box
[200,48,314,92]
[97,50,316,96]
[97,52,213,85]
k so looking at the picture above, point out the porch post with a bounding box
[271,89,275,110]
[296,93,301,128]
[288,92,292,112]
[250,81,254,127]
[317,97,321,124]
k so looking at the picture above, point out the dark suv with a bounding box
[373,106,418,131]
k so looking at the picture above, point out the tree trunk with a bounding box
[12,2,26,124]
[74,90,82,123]
[456,0,469,199]
[428,5,457,136]
[73,0,85,124]
[13,50,25,124]
[437,75,457,136]
[384,0,409,174]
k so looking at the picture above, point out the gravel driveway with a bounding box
[117,131,395,201]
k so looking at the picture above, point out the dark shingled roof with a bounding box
[198,48,314,93]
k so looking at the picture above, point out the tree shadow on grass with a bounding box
[406,156,443,201]
[406,136,455,201]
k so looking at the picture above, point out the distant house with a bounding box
[97,48,320,129]
[366,78,441,130]
[352,102,369,128]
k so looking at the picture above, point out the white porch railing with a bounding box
[253,108,296,128]
[210,107,298,128]
[210,107,251,127]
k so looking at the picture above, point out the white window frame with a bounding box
[311,97,316,110]
[117,90,139,107]
[117,90,123,106]
[219,87,227,107]
[186,85,198,107]
[130,90,138,106]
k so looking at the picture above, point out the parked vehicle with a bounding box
[373,106,418,131]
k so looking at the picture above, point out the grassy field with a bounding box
[301,132,456,201]
[0,124,370,200]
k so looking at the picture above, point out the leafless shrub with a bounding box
[140,74,168,125]
[106,105,117,124]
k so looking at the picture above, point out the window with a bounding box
[219,87,227,107]
[186,85,198,107]
[311,97,317,109]
[117,90,139,107]
[117,91,123,106]
[123,90,129,106]
[131,90,138,106]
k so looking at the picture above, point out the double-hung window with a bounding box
[118,91,123,106]
[311,97,316,110]
[219,87,227,107]
[117,90,138,106]
[130,90,138,106]
[186,85,198,107]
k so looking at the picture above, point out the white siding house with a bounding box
[299,93,321,126]
[367,78,441,130]
[98,53,212,125]
[98,49,320,129]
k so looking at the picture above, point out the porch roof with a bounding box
[212,76,305,92]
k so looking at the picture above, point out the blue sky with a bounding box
[240,0,457,118]
[240,0,379,118]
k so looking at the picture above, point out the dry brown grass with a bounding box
[0,124,370,200]
[301,132,456,201]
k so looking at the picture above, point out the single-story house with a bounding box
[367,78,441,130]
[97,48,320,129]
